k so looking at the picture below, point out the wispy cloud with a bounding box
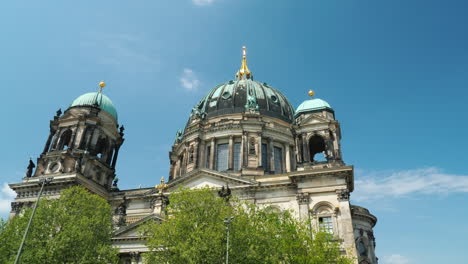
[381,254,410,264]
[180,68,200,91]
[80,33,160,72]
[192,0,216,6]
[353,167,468,202]
[0,183,16,215]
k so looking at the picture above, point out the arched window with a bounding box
[274,146,283,174]
[94,137,108,160]
[79,127,92,150]
[216,144,229,171]
[57,129,72,150]
[233,143,241,170]
[205,146,211,168]
[309,135,326,162]
[261,143,268,171]
[312,202,336,235]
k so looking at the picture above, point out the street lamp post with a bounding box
[14,177,53,264]
[224,216,234,264]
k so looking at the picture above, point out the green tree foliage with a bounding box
[0,186,118,264]
[0,218,6,232]
[142,187,354,264]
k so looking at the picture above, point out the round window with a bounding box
[271,95,278,103]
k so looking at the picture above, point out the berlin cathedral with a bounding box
[9,47,378,264]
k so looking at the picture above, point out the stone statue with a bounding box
[175,130,183,142]
[245,93,259,111]
[25,158,35,177]
[249,138,256,155]
[218,185,232,202]
[119,125,125,137]
[75,155,83,173]
[191,107,201,118]
[113,176,119,187]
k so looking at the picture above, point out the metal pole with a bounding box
[224,216,234,264]
[14,177,52,264]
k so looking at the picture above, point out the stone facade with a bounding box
[8,50,378,264]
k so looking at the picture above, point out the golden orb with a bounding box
[99,81,106,88]
[308,90,315,97]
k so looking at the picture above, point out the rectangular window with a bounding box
[262,144,268,171]
[233,143,241,171]
[205,146,211,168]
[216,144,229,171]
[274,146,283,174]
[319,216,333,234]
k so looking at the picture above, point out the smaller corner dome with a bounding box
[69,92,118,121]
[295,98,333,117]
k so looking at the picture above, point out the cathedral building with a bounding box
[9,47,378,264]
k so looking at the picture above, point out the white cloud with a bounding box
[180,68,200,90]
[353,167,468,202]
[381,254,410,264]
[0,183,16,215]
[192,0,215,6]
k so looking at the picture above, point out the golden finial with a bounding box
[155,176,169,192]
[308,90,315,97]
[98,81,106,93]
[237,46,251,80]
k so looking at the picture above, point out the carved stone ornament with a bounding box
[337,189,350,201]
[129,252,141,261]
[11,202,22,213]
[296,193,310,205]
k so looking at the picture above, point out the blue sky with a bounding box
[0,0,467,263]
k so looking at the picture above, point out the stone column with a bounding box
[268,137,274,173]
[111,145,121,168]
[209,138,215,170]
[198,140,206,168]
[295,136,302,163]
[285,143,291,172]
[243,132,249,168]
[257,133,262,167]
[69,125,79,149]
[85,127,97,151]
[239,134,245,169]
[42,129,55,154]
[50,129,60,150]
[302,133,310,162]
[228,136,234,170]
[296,192,310,221]
[193,139,199,169]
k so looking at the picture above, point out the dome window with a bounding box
[221,91,231,100]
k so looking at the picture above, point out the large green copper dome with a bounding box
[295,98,333,117]
[190,79,295,123]
[69,92,118,121]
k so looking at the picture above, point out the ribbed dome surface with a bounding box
[69,92,118,121]
[295,98,333,117]
[191,79,295,123]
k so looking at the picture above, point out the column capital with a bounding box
[296,192,310,205]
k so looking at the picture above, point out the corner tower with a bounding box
[9,82,124,216]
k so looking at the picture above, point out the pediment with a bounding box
[298,114,330,126]
[167,169,258,190]
[113,214,162,239]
